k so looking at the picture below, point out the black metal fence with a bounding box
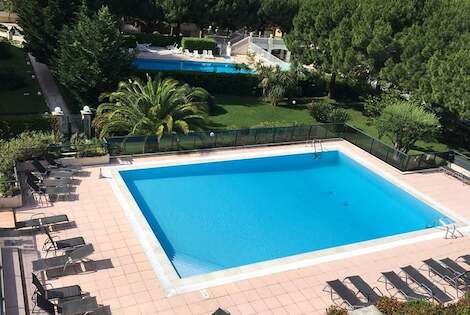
[105,124,451,172]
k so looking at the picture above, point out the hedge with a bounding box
[139,70,261,96]
[133,33,181,47]
[181,37,217,53]
[0,115,55,140]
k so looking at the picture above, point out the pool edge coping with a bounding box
[104,142,470,296]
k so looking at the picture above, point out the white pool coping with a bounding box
[104,142,470,296]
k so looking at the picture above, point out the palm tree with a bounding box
[257,64,298,106]
[93,75,212,138]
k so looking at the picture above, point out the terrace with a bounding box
[2,138,470,314]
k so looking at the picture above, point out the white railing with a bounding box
[231,37,250,54]
[248,43,290,70]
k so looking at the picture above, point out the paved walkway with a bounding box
[28,53,70,115]
[15,142,470,314]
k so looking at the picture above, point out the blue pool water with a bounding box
[134,58,254,74]
[120,151,450,278]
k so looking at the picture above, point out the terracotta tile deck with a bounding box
[17,142,470,314]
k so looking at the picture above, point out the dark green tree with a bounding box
[161,0,192,34]
[54,6,133,107]
[208,0,260,30]
[16,0,80,64]
[286,0,358,98]
[258,0,298,33]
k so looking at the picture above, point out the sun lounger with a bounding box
[441,258,470,277]
[184,49,191,56]
[15,214,69,230]
[202,50,208,58]
[193,51,201,58]
[422,258,469,292]
[26,172,74,200]
[208,50,215,59]
[32,159,73,178]
[323,279,368,309]
[344,275,383,304]
[45,155,80,171]
[379,271,429,301]
[32,244,94,272]
[44,229,85,253]
[86,305,112,315]
[32,273,82,301]
[401,265,453,304]
[457,255,470,266]
[59,296,99,315]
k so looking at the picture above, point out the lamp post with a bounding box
[80,106,93,138]
[51,106,66,136]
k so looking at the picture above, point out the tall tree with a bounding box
[380,0,470,120]
[93,76,211,138]
[54,6,133,106]
[16,0,80,64]
[161,0,192,34]
[258,0,298,33]
[286,0,358,98]
[208,0,260,30]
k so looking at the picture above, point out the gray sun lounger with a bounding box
[344,275,383,304]
[32,244,94,272]
[324,279,369,309]
[32,159,73,178]
[423,258,469,291]
[380,271,429,301]
[45,155,81,171]
[441,258,470,277]
[32,273,82,301]
[44,229,86,252]
[457,255,470,266]
[59,296,99,315]
[15,214,69,229]
[401,265,453,304]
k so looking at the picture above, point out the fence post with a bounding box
[254,129,258,144]
[51,107,67,137]
[307,125,313,140]
[290,125,296,142]
[369,139,375,153]
[234,130,239,147]
[272,127,277,143]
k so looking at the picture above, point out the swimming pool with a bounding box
[119,150,450,279]
[134,58,254,74]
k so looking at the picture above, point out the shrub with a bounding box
[70,133,107,157]
[329,108,350,123]
[0,68,26,91]
[298,71,328,97]
[138,70,261,96]
[0,131,58,197]
[309,102,333,122]
[181,37,217,53]
[364,91,402,117]
[0,41,11,59]
[325,305,348,315]
[134,33,181,47]
[122,34,137,48]
[0,115,54,140]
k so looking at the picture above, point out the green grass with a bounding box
[209,94,450,153]
[210,95,315,129]
[0,41,48,115]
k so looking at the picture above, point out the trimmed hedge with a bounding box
[181,37,217,53]
[0,41,12,59]
[0,115,55,139]
[133,33,181,47]
[138,70,261,96]
[0,68,25,91]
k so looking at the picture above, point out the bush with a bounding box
[376,295,470,314]
[298,71,328,97]
[70,133,107,157]
[0,115,54,140]
[309,102,333,122]
[134,33,181,47]
[0,68,26,91]
[0,41,12,59]
[325,306,348,315]
[0,131,58,197]
[329,108,350,123]
[364,91,402,117]
[122,34,137,48]
[139,70,261,96]
[181,37,217,53]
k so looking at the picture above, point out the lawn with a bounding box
[0,41,48,114]
[210,94,449,153]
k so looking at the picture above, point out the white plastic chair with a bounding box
[202,50,208,58]
[184,49,191,56]
[208,50,215,59]
[193,51,201,58]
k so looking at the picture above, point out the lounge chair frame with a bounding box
[323,279,368,309]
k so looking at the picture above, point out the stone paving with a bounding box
[15,142,470,314]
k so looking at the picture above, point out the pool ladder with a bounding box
[430,217,464,239]
[310,139,323,159]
